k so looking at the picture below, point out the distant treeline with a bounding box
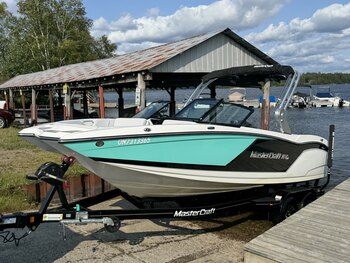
[299,73,350,85]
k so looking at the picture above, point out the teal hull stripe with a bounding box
[64,134,259,166]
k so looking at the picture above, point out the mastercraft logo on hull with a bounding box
[173,208,215,217]
[250,151,289,160]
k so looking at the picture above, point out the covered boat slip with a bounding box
[0,28,278,125]
[244,178,350,263]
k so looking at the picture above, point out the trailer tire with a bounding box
[300,192,317,209]
[272,196,298,224]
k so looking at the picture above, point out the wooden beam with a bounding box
[117,87,124,117]
[9,89,14,109]
[63,84,71,120]
[82,90,89,118]
[260,80,271,130]
[49,89,54,122]
[137,73,146,110]
[99,86,105,118]
[4,90,8,110]
[31,89,37,125]
[20,90,27,127]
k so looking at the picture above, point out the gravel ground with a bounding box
[0,198,272,263]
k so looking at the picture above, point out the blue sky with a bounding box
[4,0,350,72]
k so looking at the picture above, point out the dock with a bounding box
[244,178,350,263]
[89,102,117,108]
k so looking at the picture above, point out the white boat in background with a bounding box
[289,90,312,108]
[19,65,329,199]
[313,87,350,107]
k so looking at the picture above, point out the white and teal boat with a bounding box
[19,65,329,199]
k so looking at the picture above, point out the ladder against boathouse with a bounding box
[244,178,350,263]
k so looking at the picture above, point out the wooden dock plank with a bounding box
[336,179,350,190]
[244,179,350,263]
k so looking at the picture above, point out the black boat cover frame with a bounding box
[202,65,295,87]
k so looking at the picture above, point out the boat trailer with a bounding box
[0,125,335,246]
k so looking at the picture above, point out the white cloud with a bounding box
[91,0,288,53]
[92,14,137,33]
[308,3,350,33]
[246,3,350,72]
[320,55,335,64]
[147,7,160,17]
[117,41,162,55]
[246,3,350,43]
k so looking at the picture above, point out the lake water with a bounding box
[103,84,350,189]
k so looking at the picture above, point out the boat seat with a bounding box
[113,118,151,127]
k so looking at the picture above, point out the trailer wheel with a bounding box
[300,192,316,209]
[104,217,121,233]
[272,196,298,224]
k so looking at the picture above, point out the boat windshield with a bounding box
[133,101,170,119]
[174,99,219,120]
[174,98,253,127]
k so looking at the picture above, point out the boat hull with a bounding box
[64,149,327,198]
[62,131,328,198]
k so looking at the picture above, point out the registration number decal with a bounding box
[117,137,151,146]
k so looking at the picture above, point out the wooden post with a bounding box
[4,90,8,110]
[82,90,89,118]
[31,89,37,125]
[70,97,74,120]
[117,87,124,118]
[260,80,271,130]
[20,90,27,127]
[9,88,14,109]
[64,84,71,120]
[49,89,54,122]
[98,86,105,118]
[35,183,41,203]
[81,174,86,197]
[101,178,105,193]
[137,73,146,110]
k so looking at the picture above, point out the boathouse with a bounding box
[0,28,277,124]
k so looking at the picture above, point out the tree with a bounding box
[0,0,117,79]
[93,35,119,59]
[0,2,14,81]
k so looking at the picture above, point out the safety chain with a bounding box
[0,229,32,246]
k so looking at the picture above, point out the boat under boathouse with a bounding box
[0,28,277,125]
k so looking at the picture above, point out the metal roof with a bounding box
[0,28,277,90]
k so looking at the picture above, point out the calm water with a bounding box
[103,84,350,189]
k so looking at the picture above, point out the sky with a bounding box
[3,0,350,73]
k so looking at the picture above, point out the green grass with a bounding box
[0,127,88,213]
